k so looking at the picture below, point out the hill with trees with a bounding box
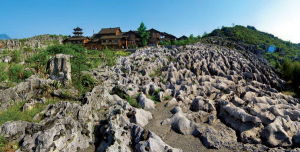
[202,25,300,96]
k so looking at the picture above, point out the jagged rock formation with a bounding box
[0,75,53,111]
[47,54,72,84]
[0,34,64,51]
[1,43,300,152]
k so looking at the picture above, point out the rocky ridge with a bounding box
[0,35,64,51]
[1,43,300,152]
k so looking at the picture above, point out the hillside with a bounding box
[0,34,66,50]
[0,43,300,151]
[0,34,10,40]
[202,25,300,66]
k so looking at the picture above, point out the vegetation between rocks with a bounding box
[0,98,60,125]
[160,35,201,46]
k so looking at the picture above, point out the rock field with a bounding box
[1,43,300,152]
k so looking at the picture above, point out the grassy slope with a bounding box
[205,25,300,67]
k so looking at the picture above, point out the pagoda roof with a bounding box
[73,27,83,31]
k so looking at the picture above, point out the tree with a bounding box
[137,22,149,47]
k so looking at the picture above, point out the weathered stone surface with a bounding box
[1,43,299,152]
[22,98,46,111]
[0,34,64,50]
[132,125,183,152]
[0,75,53,110]
[162,108,195,135]
[261,116,300,147]
[47,54,72,84]
[138,93,155,110]
[194,125,237,149]
[132,108,153,127]
[0,121,30,142]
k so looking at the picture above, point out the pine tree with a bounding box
[137,22,149,46]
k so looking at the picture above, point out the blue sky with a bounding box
[1,0,300,43]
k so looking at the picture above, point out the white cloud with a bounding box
[257,0,300,43]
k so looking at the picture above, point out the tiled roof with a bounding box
[99,27,121,34]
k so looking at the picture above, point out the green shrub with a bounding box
[11,50,22,63]
[8,64,32,83]
[81,74,97,88]
[0,63,9,82]
[0,135,7,150]
[160,34,201,46]
[163,96,172,100]
[147,89,161,103]
[126,96,140,108]
[73,74,97,95]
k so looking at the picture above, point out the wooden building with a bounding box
[86,27,128,50]
[63,27,90,45]
[64,27,177,50]
[122,30,141,48]
[148,29,177,45]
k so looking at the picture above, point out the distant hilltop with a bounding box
[0,34,11,40]
[0,34,66,50]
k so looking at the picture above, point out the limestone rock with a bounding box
[162,108,195,135]
[0,76,53,110]
[0,121,29,142]
[138,93,155,110]
[132,125,183,152]
[47,54,72,84]
[132,108,153,127]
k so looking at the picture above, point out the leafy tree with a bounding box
[137,22,149,46]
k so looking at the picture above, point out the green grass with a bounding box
[0,44,132,97]
[204,25,300,67]
[126,95,140,108]
[0,135,6,150]
[163,95,172,100]
[0,99,60,125]
[146,89,162,103]
[149,69,162,78]
[110,86,140,108]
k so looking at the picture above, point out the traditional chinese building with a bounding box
[122,30,141,48]
[64,27,177,50]
[86,27,128,50]
[148,28,177,46]
[63,27,90,45]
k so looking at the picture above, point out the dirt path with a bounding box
[144,101,230,152]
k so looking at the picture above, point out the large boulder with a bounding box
[131,108,153,127]
[138,93,155,110]
[261,116,300,147]
[162,107,195,135]
[47,54,72,84]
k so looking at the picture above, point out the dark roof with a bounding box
[73,27,82,31]
[162,32,177,39]
[122,30,141,38]
[148,28,161,34]
[178,35,188,40]
[99,27,121,35]
[123,30,138,34]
